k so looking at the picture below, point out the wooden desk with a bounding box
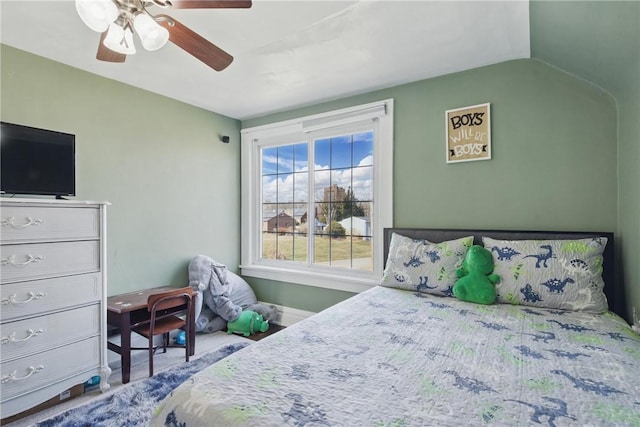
[106,286,196,384]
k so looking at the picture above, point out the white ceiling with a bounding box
[0,0,530,120]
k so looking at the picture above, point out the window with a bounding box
[241,100,393,293]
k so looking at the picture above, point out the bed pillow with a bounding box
[482,236,608,312]
[380,233,473,297]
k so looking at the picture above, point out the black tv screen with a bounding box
[1,122,76,197]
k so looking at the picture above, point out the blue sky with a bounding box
[262,131,374,204]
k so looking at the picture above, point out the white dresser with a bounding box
[0,198,111,418]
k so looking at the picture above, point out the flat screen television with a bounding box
[1,122,76,198]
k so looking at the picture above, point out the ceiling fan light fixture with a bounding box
[75,0,118,33]
[133,13,170,51]
[104,22,137,55]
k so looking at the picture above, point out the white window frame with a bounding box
[240,99,393,293]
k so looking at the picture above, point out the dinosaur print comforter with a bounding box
[151,286,640,426]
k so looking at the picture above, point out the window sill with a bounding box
[239,264,376,294]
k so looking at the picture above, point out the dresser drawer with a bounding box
[1,304,100,361]
[0,241,100,284]
[0,273,101,321]
[1,336,100,402]
[1,206,99,244]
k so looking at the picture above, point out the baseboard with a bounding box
[259,301,315,327]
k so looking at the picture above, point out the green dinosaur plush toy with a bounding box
[453,245,500,305]
[227,310,269,337]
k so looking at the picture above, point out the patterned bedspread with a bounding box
[151,286,640,426]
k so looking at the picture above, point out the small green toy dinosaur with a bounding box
[227,310,269,337]
[453,245,500,305]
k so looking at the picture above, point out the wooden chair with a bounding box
[132,287,193,377]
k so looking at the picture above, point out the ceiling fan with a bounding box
[75,0,252,71]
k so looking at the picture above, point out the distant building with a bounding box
[312,218,327,233]
[300,208,325,233]
[323,184,346,202]
[300,207,318,224]
[266,212,295,233]
[339,216,371,238]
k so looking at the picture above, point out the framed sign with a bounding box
[445,103,491,163]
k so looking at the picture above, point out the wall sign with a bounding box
[445,103,491,163]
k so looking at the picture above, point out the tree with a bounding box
[318,202,343,224]
[326,221,346,237]
[342,187,365,218]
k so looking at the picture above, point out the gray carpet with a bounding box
[35,342,250,427]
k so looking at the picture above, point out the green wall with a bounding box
[2,0,636,322]
[1,45,242,296]
[242,58,620,314]
[529,0,640,325]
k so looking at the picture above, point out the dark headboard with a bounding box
[383,228,624,320]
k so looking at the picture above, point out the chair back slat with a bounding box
[147,287,193,312]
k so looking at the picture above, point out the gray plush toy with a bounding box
[188,255,276,334]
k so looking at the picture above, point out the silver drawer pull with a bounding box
[1,328,45,344]
[0,216,44,229]
[1,365,45,384]
[1,292,46,305]
[1,254,46,267]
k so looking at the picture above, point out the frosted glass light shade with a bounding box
[134,13,169,51]
[103,23,136,55]
[75,0,118,32]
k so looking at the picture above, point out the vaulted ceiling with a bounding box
[1,1,530,120]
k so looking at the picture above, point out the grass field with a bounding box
[262,232,372,269]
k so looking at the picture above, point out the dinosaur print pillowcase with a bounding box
[482,236,608,312]
[380,233,473,296]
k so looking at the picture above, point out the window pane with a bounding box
[317,201,341,227]
[276,212,295,232]
[262,176,278,204]
[331,135,351,169]
[294,144,308,172]
[293,172,308,202]
[313,232,330,265]
[262,231,276,259]
[277,173,293,203]
[278,145,294,173]
[315,138,330,170]
[353,237,373,271]
[292,202,306,228]
[353,132,373,167]
[342,202,354,228]
[262,147,278,175]
[277,232,293,260]
[309,130,375,271]
[292,232,307,262]
[352,165,373,201]
[262,203,278,229]
[330,235,350,267]
[314,170,330,202]
[331,168,351,197]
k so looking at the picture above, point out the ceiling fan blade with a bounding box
[96,31,126,63]
[168,1,251,9]
[157,14,234,71]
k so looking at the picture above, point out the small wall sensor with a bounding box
[221,135,230,143]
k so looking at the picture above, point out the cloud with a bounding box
[263,157,373,204]
[262,138,373,209]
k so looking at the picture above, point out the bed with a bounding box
[151,228,640,426]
